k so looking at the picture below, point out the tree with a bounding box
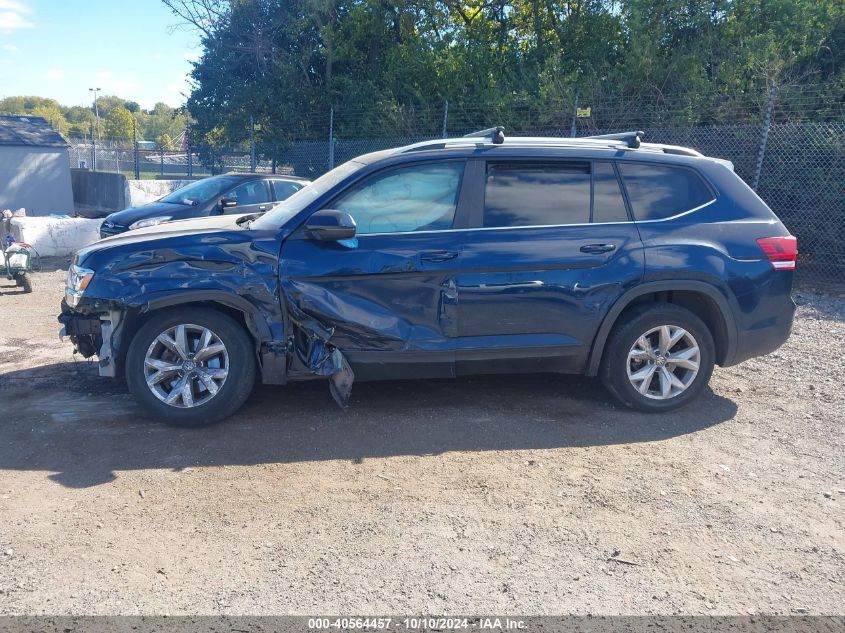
[165,0,845,149]
[104,106,136,141]
[156,133,177,150]
[31,104,70,135]
[0,96,70,135]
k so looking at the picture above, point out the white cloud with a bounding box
[0,0,33,32]
[97,70,113,80]
[184,51,200,62]
[2,43,17,52]
[46,68,64,80]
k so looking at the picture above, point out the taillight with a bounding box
[756,236,797,270]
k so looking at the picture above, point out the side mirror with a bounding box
[220,197,238,209]
[305,209,357,241]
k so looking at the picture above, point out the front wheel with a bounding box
[600,304,715,413]
[125,308,256,427]
[15,273,32,293]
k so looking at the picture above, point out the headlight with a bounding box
[65,264,95,307]
[129,216,172,230]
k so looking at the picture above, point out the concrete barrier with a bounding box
[10,217,102,257]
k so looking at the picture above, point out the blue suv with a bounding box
[59,129,797,427]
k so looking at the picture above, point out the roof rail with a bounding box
[463,126,505,145]
[584,131,644,149]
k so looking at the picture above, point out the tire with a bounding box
[125,308,256,427]
[600,303,715,413]
[15,273,32,293]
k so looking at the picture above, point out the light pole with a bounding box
[89,87,101,171]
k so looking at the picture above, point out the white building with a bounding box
[0,115,74,216]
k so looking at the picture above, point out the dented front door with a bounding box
[278,160,470,380]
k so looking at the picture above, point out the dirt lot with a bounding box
[0,264,842,616]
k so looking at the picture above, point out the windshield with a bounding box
[252,160,366,230]
[160,176,241,206]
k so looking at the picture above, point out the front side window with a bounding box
[484,162,591,228]
[160,176,240,206]
[619,163,714,221]
[333,162,464,234]
[229,181,270,205]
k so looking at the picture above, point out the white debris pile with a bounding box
[9,216,102,257]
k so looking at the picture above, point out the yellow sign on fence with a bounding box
[576,107,592,118]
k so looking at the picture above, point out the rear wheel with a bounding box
[600,304,715,412]
[125,308,256,427]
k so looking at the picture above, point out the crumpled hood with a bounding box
[77,214,248,261]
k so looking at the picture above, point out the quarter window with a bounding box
[484,162,591,227]
[333,162,464,234]
[619,163,714,221]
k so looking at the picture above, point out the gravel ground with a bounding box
[0,265,842,615]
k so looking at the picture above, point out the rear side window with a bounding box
[592,162,629,223]
[484,162,590,227]
[271,180,301,201]
[619,163,714,221]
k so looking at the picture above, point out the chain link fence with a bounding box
[67,84,845,287]
[67,139,276,179]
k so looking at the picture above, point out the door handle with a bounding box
[580,243,617,254]
[420,250,459,262]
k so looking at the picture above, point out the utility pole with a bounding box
[442,100,449,138]
[89,87,101,171]
[570,94,579,138]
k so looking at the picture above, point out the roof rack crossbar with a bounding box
[463,126,505,145]
[584,131,645,149]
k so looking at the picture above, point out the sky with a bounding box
[0,0,201,109]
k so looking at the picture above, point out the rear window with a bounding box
[484,162,590,227]
[619,163,714,221]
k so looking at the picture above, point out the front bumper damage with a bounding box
[58,298,357,408]
[58,304,124,378]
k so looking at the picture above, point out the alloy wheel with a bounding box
[626,325,701,400]
[143,323,229,408]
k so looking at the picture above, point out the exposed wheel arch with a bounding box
[586,280,738,376]
[141,291,272,341]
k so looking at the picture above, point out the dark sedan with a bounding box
[99,173,309,238]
